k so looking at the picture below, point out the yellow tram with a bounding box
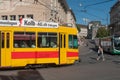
[0,19,79,68]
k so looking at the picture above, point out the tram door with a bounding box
[59,33,66,64]
[0,31,11,67]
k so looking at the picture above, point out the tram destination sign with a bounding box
[0,19,58,28]
[0,20,19,26]
[22,19,58,28]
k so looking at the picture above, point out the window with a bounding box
[1,15,8,20]
[27,14,33,19]
[69,35,78,49]
[64,35,66,48]
[13,32,36,48]
[60,34,62,48]
[37,32,57,48]
[51,12,53,16]
[18,15,24,20]
[6,33,10,48]
[2,33,4,48]
[10,15,16,20]
[34,0,38,4]
[51,0,57,10]
[0,32,9,48]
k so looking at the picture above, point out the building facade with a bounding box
[67,9,76,27]
[0,0,76,27]
[77,24,87,38]
[87,21,101,39]
[109,1,120,35]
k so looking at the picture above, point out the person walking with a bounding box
[96,44,105,61]
[19,16,23,26]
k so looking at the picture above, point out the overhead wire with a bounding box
[77,0,116,24]
[84,0,115,9]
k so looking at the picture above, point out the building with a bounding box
[77,24,87,38]
[67,9,76,27]
[76,24,87,46]
[87,21,101,39]
[0,0,76,27]
[109,1,120,35]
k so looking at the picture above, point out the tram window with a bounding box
[69,35,73,48]
[2,33,4,48]
[6,33,10,48]
[68,35,78,49]
[73,35,78,49]
[37,32,57,48]
[64,35,66,48]
[13,32,36,48]
[60,35,62,48]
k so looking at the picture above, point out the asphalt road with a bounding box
[0,40,120,80]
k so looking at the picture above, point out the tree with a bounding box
[76,24,81,32]
[96,27,109,38]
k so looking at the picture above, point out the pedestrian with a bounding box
[96,44,105,61]
[86,41,88,47]
[19,16,23,26]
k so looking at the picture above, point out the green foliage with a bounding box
[96,27,109,38]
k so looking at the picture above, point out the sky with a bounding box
[66,0,118,25]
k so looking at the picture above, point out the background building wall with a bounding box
[0,0,76,27]
[87,21,101,39]
[109,1,120,35]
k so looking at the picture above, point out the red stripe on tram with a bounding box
[12,51,59,59]
[67,52,78,57]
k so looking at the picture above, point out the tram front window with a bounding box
[69,35,78,49]
[114,38,120,50]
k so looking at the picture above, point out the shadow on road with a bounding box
[0,70,45,80]
[90,57,97,60]
[112,60,120,65]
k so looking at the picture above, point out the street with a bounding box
[0,40,120,80]
[0,0,119,80]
